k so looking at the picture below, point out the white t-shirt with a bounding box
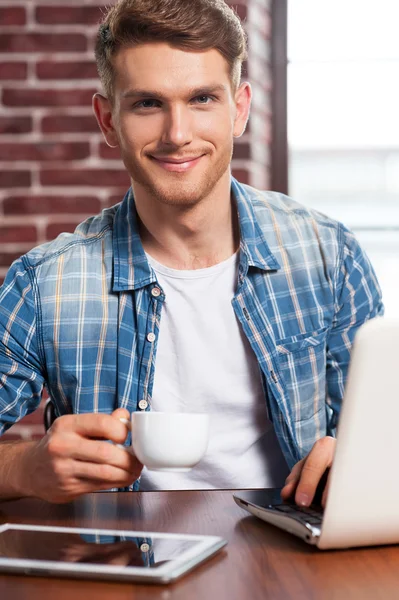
[139,251,289,490]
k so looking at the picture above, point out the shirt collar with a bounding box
[231,177,280,272]
[112,188,156,292]
[112,178,280,292]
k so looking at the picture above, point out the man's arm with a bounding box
[0,261,143,502]
[281,225,384,506]
[0,409,143,503]
[0,440,37,501]
[0,259,47,500]
[0,258,45,439]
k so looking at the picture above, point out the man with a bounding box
[0,0,383,505]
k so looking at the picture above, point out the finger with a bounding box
[51,413,130,445]
[50,470,142,503]
[111,408,131,433]
[111,408,131,424]
[283,458,304,486]
[321,469,332,508]
[280,458,305,499]
[74,460,142,485]
[294,437,335,507]
[45,475,121,504]
[46,430,141,473]
[68,438,141,472]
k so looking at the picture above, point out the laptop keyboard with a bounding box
[272,503,323,526]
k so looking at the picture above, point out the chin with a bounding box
[133,173,217,207]
[150,182,206,207]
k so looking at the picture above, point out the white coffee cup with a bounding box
[121,412,210,472]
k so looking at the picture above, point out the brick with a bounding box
[250,11,271,39]
[0,225,37,244]
[36,61,98,80]
[46,220,86,239]
[3,88,97,108]
[35,6,104,25]
[3,195,101,215]
[244,116,250,134]
[0,62,27,80]
[0,34,87,54]
[232,168,250,185]
[234,4,247,21]
[233,142,251,160]
[0,170,31,188]
[98,142,122,160]
[40,169,130,187]
[0,7,26,26]
[249,75,271,94]
[0,116,32,134]
[41,114,99,134]
[0,142,90,162]
[104,193,125,207]
[241,59,248,77]
[0,250,23,268]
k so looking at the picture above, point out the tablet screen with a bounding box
[0,527,197,568]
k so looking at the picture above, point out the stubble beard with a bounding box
[123,144,233,208]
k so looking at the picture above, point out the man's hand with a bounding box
[21,408,143,503]
[281,436,336,508]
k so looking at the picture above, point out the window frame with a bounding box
[270,0,288,194]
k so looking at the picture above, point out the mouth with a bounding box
[149,154,204,173]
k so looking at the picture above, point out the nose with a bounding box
[161,104,193,147]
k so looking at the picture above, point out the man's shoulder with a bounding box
[241,183,343,233]
[22,204,120,270]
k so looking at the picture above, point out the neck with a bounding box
[132,172,239,269]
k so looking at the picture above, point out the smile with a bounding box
[150,155,204,172]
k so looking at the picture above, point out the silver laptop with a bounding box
[234,317,399,550]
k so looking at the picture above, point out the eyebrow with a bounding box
[121,84,228,100]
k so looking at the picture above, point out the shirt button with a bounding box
[147,332,156,342]
[140,543,150,553]
[138,400,148,410]
[151,287,161,297]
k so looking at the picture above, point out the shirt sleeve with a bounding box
[0,258,45,436]
[325,225,384,433]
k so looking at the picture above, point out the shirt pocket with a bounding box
[276,327,328,355]
[275,327,328,427]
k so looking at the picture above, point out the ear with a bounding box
[233,82,252,138]
[92,93,119,148]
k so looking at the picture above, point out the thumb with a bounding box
[111,407,130,424]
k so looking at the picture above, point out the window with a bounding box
[288,0,399,316]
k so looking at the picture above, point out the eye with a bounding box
[193,95,214,104]
[135,99,160,109]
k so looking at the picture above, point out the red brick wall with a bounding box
[0,0,272,441]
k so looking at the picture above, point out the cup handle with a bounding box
[115,417,135,454]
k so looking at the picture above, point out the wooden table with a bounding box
[1,490,399,599]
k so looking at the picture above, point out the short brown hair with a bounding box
[95,0,247,102]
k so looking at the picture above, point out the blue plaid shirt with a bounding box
[0,178,383,480]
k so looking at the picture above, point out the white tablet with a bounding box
[0,523,227,584]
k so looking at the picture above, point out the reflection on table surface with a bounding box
[0,527,197,568]
[1,489,399,600]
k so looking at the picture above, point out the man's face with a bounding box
[98,43,250,208]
